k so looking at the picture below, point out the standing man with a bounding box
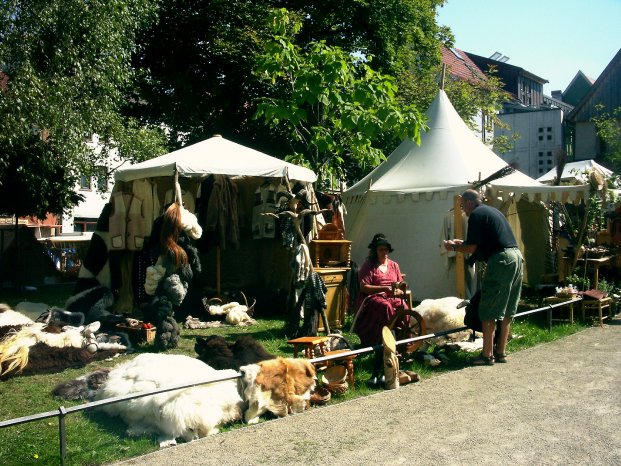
[443,189,523,365]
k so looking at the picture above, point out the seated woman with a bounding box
[353,233,409,348]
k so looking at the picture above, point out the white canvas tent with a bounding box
[110,135,318,298]
[537,159,613,184]
[115,135,316,183]
[344,90,589,300]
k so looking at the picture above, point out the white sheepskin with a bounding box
[0,304,34,327]
[96,353,242,444]
[414,297,470,342]
[208,302,252,325]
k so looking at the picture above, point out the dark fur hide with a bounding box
[53,368,111,400]
[0,325,25,341]
[0,343,121,380]
[65,286,122,330]
[195,335,275,370]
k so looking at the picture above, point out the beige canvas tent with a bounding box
[83,135,320,306]
[343,90,589,300]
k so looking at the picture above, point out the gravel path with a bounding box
[115,317,621,466]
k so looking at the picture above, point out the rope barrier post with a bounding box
[58,406,67,466]
[547,305,553,332]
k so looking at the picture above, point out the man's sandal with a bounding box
[494,352,508,363]
[469,354,495,366]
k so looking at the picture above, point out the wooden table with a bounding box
[287,336,330,358]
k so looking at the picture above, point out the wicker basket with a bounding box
[115,324,157,345]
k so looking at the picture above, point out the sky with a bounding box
[436,0,621,94]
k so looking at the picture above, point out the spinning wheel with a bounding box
[387,282,426,354]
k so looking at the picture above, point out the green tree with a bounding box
[130,0,448,156]
[0,0,166,218]
[254,9,425,187]
[592,104,621,171]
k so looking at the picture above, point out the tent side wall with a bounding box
[347,190,461,301]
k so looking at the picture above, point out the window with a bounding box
[539,168,545,174]
[539,135,544,141]
[547,151,552,157]
[539,160,544,165]
[538,128,544,133]
[79,175,91,191]
[538,152,544,157]
[547,160,553,165]
[96,167,109,192]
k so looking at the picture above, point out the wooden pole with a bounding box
[454,195,466,298]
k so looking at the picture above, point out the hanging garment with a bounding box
[164,188,196,214]
[203,175,240,250]
[252,183,279,239]
[108,192,146,251]
[132,179,160,237]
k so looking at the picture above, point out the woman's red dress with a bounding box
[353,258,406,346]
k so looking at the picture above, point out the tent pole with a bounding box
[454,195,466,298]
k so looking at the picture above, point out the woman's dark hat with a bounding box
[368,233,393,252]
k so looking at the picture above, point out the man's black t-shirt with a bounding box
[465,204,518,263]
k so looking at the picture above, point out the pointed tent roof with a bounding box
[115,135,317,183]
[345,90,586,201]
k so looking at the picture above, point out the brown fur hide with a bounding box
[255,358,316,409]
[0,343,122,380]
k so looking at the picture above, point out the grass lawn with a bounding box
[0,286,594,465]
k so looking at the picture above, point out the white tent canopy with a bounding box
[344,90,589,300]
[537,159,613,184]
[115,135,317,183]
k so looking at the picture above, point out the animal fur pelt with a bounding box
[0,344,121,380]
[0,303,34,327]
[241,357,316,424]
[195,335,275,370]
[53,353,242,446]
[414,297,471,343]
[36,307,85,327]
[64,286,121,329]
[0,322,126,376]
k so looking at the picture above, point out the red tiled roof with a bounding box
[440,45,486,84]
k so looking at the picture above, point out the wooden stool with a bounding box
[287,336,330,358]
[581,297,613,326]
[323,349,357,385]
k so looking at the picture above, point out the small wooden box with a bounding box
[115,324,157,345]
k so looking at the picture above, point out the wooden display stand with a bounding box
[309,239,352,333]
[309,239,351,268]
[315,268,348,332]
